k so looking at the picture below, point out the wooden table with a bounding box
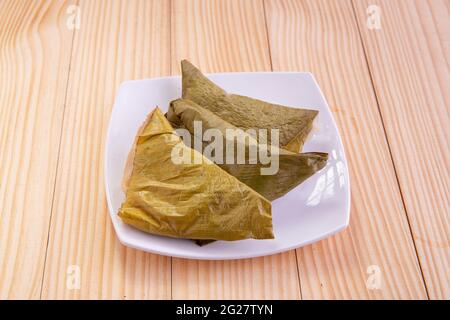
[0,0,448,300]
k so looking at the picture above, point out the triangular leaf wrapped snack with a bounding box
[181,60,317,153]
[167,99,328,201]
[119,108,274,241]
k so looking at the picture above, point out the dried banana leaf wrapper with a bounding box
[167,99,328,202]
[119,108,274,241]
[181,59,318,153]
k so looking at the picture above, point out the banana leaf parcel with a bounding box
[181,59,318,153]
[119,107,274,241]
[167,99,328,201]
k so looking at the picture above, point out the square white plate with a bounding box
[105,72,350,260]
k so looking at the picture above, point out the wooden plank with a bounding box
[171,0,301,300]
[264,0,428,299]
[0,0,75,299]
[40,0,171,299]
[353,0,449,299]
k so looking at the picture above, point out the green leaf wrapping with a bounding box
[167,99,328,202]
[181,59,318,153]
[119,108,274,241]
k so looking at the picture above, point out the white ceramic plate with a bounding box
[105,72,350,260]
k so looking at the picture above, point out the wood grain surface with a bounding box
[353,0,449,299]
[41,0,172,299]
[0,0,76,299]
[266,0,426,300]
[171,0,300,300]
[0,0,448,299]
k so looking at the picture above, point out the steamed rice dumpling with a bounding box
[119,60,329,246]
[181,59,318,153]
[167,99,328,201]
[119,107,274,241]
